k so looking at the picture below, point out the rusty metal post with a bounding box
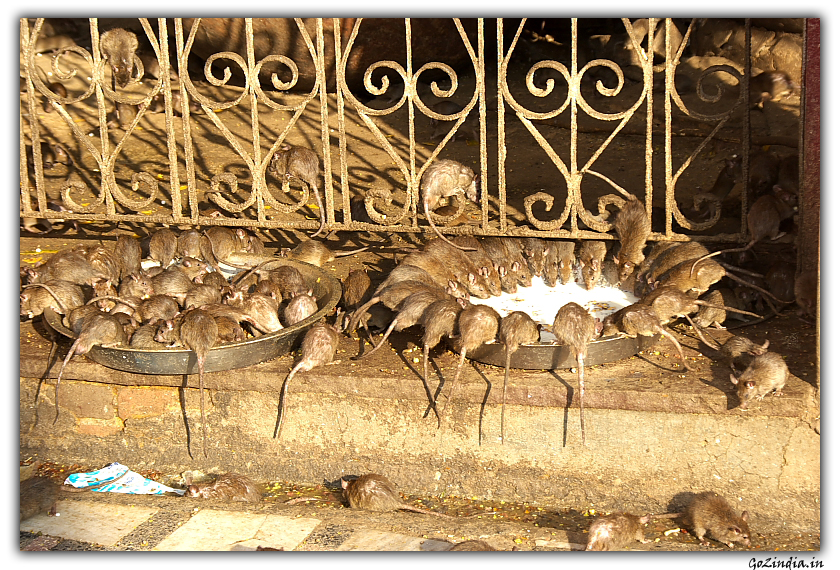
[799,18,820,399]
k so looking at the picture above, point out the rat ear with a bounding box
[612,255,619,265]
[740,510,749,522]
[761,339,770,350]
[730,374,739,385]
[592,259,600,271]
[468,272,476,284]
[639,514,650,524]
[340,478,349,490]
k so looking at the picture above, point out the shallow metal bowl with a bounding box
[462,334,659,370]
[43,259,341,375]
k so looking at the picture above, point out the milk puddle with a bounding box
[470,277,639,343]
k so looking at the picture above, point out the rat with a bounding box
[439,304,500,421]
[612,196,651,282]
[764,261,797,304]
[428,100,480,142]
[479,237,521,293]
[20,280,85,318]
[499,311,540,443]
[422,239,494,298]
[148,228,178,269]
[99,28,139,89]
[119,272,155,300]
[774,154,799,195]
[641,284,759,338]
[341,473,453,518]
[794,268,817,321]
[283,291,319,327]
[179,308,219,458]
[184,283,223,311]
[521,237,549,278]
[747,149,780,202]
[185,472,262,503]
[269,143,327,237]
[684,491,751,548]
[578,240,608,290]
[552,302,600,445]
[25,247,107,287]
[690,189,797,276]
[543,240,576,286]
[199,227,241,272]
[287,238,369,268]
[750,70,797,109]
[341,268,373,320]
[640,241,709,295]
[501,238,534,287]
[114,235,142,281]
[419,296,469,424]
[602,303,695,371]
[129,323,169,349]
[177,229,203,260]
[355,289,446,359]
[691,155,742,218]
[730,351,787,410]
[275,319,340,437]
[586,513,651,551]
[53,312,128,424]
[151,267,194,305]
[401,248,490,299]
[214,315,247,344]
[420,159,479,251]
[718,335,770,373]
[239,293,283,333]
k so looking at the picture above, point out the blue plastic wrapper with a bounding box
[64,462,186,495]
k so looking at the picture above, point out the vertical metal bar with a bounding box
[645,18,654,220]
[406,18,417,229]
[798,17,820,274]
[663,19,672,236]
[741,18,752,240]
[477,18,488,231]
[20,18,35,215]
[569,18,579,234]
[244,19,263,224]
[497,18,509,233]
[317,18,334,228]
[175,19,199,222]
[334,18,351,225]
[156,18,182,221]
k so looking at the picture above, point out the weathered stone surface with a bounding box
[78,417,124,437]
[117,386,180,420]
[59,381,116,420]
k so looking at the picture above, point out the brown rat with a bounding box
[148,228,178,269]
[439,304,500,421]
[552,302,600,445]
[718,335,770,374]
[612,196,651,282]
[119,272,155,300]
[269,143,327,237]
[543,240,576,286]
[53,312,128,424]
[764,261,797,304]
[521,237,549,278]
[341,473,453,518]
[499,311,540,443]
[20,280,85,318]
[479,237,521,293]
[177,229,203,260]
[199,227,241,271]
[114,235,142,281]
[639,241,709,295]
[184,283,223,311]
[794,268,817,321]
[586,513,651,551]
[730,351,787,410]
[99,28,139,89]
[402,248,490,299]
[283,291,318,327]
[690,190,796,277]
[129,323,169,349]
[501,238,534,287]
[750,71,797,109]
[355,289,445,359]
[287,238,368,268]
[420,159,479,251]
[450,236,502,296]
[151,266,194,305]
[419,297,469,424]
[341,268,373,324]
[578,240,608,290]
[602,303,695,371]
[179,308,219,458]
[239,292,283,333]
[691,155,742,218]
[684,491,751,548]
[275,319,340,437]
[185,472,262,503]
